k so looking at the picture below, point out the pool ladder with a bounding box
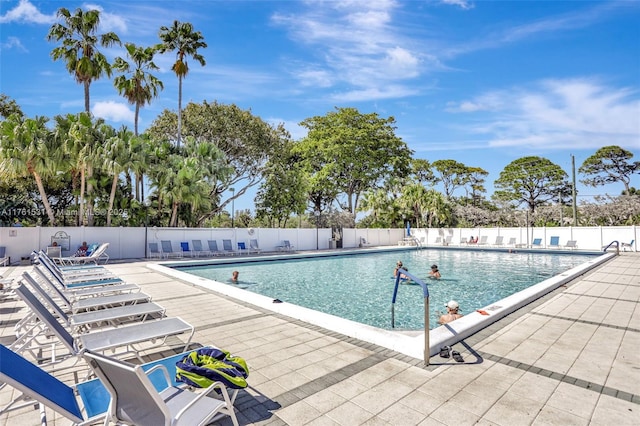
[390,269,431,365]
[603,240,619,254]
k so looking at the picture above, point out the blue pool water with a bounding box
[178,249,595,330]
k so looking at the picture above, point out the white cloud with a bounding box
[92,101,134,123]
[0,0,55,24]
[83,3,128,34]
[440,0,474,10]
[0,36,27,52]
[450,78,640,150]
[272,1,423,101]
[266,118,308,141]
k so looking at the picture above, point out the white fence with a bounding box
[0,225,636,265]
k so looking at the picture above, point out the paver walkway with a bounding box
[0,252,638,425]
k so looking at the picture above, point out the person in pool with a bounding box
[438,300,463,325]
[429,264,441,279]
[231,270,239,283]
[394,261,409,280]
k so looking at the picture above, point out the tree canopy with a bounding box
[579,145,639,195]
[295,107,413,215]
[494,156,570,217]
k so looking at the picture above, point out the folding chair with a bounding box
[83,349,239,426]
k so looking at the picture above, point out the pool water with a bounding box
[180,249,595,330]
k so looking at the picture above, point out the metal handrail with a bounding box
[391,268,430,365]
[603,240,619,254]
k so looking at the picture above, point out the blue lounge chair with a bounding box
[549,236,560,249]
[1,344,241,426]
[180,242,193,257]
[621,240,634,251]
[531,238,542,248]
[237,241,249,255]
[0,246,8,267]
[0,343,101,424]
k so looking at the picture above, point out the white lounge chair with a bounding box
[477,236,488,246]
[207,240,221,256]
[277,240,294,251]
[492,236,504,247]
[563,240,578,250]
[83,349,239,426]
[222,239,237,255]
[58,243,110,265]
[13,284,193,364]
[148,242,162,258]
[249,239,262,253]
[0,246,8,266]
[191,240,210,257]
[21,272,164,335]
[507,237,517,247]
[160,240,182,259]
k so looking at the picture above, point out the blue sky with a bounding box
[1,0,639,213]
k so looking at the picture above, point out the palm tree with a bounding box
[0,115,58,225]
[113,43,164,136]
[157,20,207,147]
[62,112,106,225]
[99,126,131,226]
[47,7,121,113]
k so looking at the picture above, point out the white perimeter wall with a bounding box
[0,225,636,264]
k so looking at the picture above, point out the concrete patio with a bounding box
[0,251,638,425]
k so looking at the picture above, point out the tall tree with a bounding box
[255,140,308,227]
[147,101,284,217]
[432,159,468,199]
[579,145,639,195]
[296,107,413,215]
[98,125,131,226]
[157,21,207,147]
[494,156,570,219]
[113,43,164,136]
[0,115,58,225]
[47,7,121,113]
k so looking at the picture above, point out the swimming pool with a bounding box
[175,249,597,330]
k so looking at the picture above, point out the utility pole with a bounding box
[571,155,577,226]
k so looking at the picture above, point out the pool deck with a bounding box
[1,251,638,425]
